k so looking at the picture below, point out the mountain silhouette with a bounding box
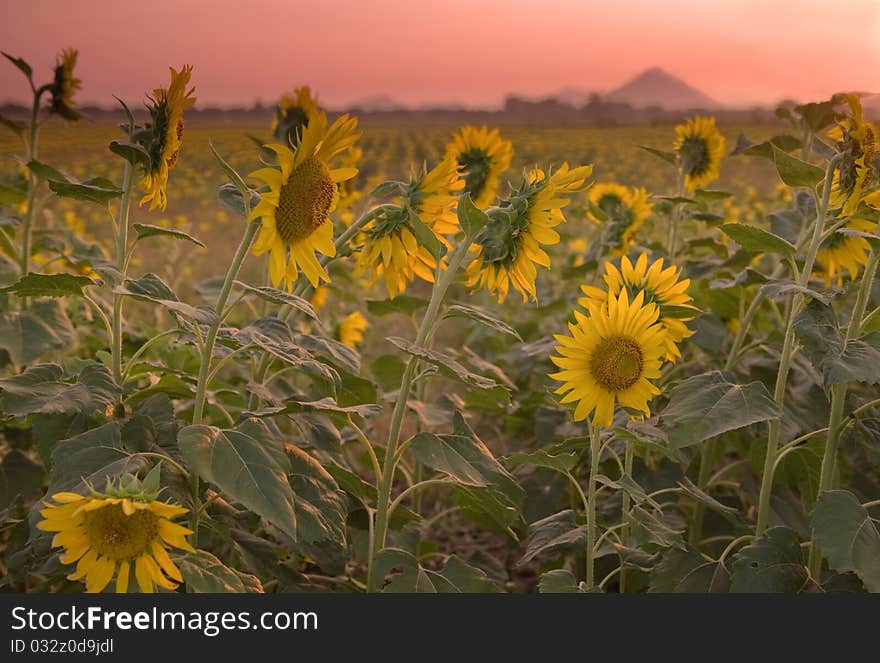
[606,67,719,109]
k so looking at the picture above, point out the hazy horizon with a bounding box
[2,0,878,109]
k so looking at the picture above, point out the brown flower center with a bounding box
[82,503,158,561]
[589,335,644,391]
[275,156,335,243]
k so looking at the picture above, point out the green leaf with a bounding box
[366,295,428,317]
[739,134,803,158]
[811,490,880,592]
[0,363,118,418]
[48,423,147,495]
[178,421,297,540]
[504,448,578,474]
[677,477,743,524]
[115,273,218,325]
[218,182,260,216]
[175,550,263,593]
[410,433,490,486]
[25,160,70,183]
[210,141,252,207]
[0,183,26,205]
[457,193,488,239]
[709,267,769,290]
[519,510,586,566]
[133,223,205,248]
[0,299,76,365]
[730,527,810,593]
[233,281,317,320]
[693,189,734,202]
[444,303,522,341]
[538,569,583,593]
[720,223,796,258]
[760,279,838,305]
[638,145,677,165]
[247,395,380,420]
[48,179,123,207]
[407,207,445,260]
[794,100,838,132]
[285,445,347,546]
[0,272,95,298]
[771,144,825,188]
[109,140,151,169]
[649,545,730,592]
[660,371,780,449]
[0,450,44,511]
[0,113,25,137]
[386,337,501,390]
[629,506,685,550]
[373,548,437,593]
[2,52,32,79]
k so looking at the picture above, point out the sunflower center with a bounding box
[589,335,644,391]
[457,148,491,200]
[82,503,159,561]
[275,156,335,243]
[679,136,711,177]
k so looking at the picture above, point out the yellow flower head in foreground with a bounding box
[829,94,879,215]
[405,157,465,239]
[674,116,726,190]
[445,126,513,208]
[550,290,668,428]
[466,164,593,303]
[354,205,440,299]
[47,48,81,121]
[588,183,653,255]
[579,253,695,362]
[271,86,321,146]
[139,65,196,211]
[815,217,878,285]
[249,111,361,290]
[338,311,368,348]
[38,484,194,593]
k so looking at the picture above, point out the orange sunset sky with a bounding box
[2,0,878,108]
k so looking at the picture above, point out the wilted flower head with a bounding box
[271,86,321,146]
[829,94,879,215]
[47,48,81,121]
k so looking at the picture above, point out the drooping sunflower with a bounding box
[588,183,653,255]
[579,253,695,361]
[38,488,194,593]
[248,111,361,290]
[138,65,196,211]
[465,163,593,303]
[271,86,321,146]
[829,94,879,215]
[404,156,464,239]
[815,217,878,285]
[338,311,368,348]
[550,289,668,428]
[445,126,513,208]
[47,48,81,121]
[673,116,726,190]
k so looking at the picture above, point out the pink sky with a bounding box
[2,0,878,108]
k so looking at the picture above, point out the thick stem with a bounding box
[689,438,717,546]
[667,170,685,260]
[618,440,634,592]
[366,241,470,592]
[19,89,44,283]
[585,426,601,588]
[111,162,134,386]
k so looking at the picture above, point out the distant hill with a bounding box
[606,67,719,110]
[348,95,403,112]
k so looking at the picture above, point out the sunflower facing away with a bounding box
[588,183,653,255]
[47,48,81,121]
[338,311,368,348]
[271,86,321,146]
[550,289,668,428]
[674,116,726,190]
[579,253,695,361]
[815,217,878,285]
[829,94,879,215]
[249,111,361,290]
[139,65,196,211]
[466,163,593,303]
[445,126,513,208]
[38,485,194,593]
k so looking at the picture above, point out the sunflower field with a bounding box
[1,53,879,596]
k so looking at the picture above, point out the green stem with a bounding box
[754,155,841,537]
[386,478,451,519]
[121,328,182,382]
[689,438,717,546]
[19,89,44,280]
[111,162,134,386]
[667,170,685,260]
[585,426,601,588]
[618,440,634,593]
[366,240,470,592]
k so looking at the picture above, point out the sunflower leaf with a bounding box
[0,272,95,298]
[25,160,70,183]
[638,146,676,165]
[133,223,206,248]
[114,273,218,325]
[233,281,317,320]
[720,223,796,258]
[444,303,522,341]
[406,207,445,260]
[730,527,811,593]
[109,140,151,169]
[175,550,264,593]
[457,193,488,239]
[386,337,501,390]
[770,144,825,188]
[811,490,880,592]
[48,179,123,207]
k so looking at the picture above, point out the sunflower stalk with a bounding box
[618,436,634,592]
[666,169,686,260]
[754,154,841,537]
[110,160,134,386]
[18,85,50,293]
[366,238,471,593]
[585,425,602,588]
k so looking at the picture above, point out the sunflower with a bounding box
[550,289,668,427]
[829,94,879,215]
[465,163,592,302]
[815,217,878,285]
[271,86,321,146]
[310,285,330,312]
[588,183,653,255]
[336,146,364,225]
[338,311,368,348]
[674,116,726,190]
[404,157,464,239]
[138,65,196,211]
[47,48,81,121]
[445,126,513,208]
[248,111,361,290]
[579,253,695,361]
[38,489,194,593]
[354,205,439,299]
